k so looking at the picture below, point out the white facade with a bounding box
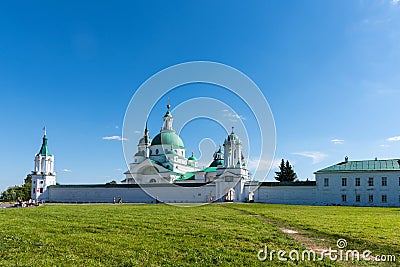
[255,182,316,205]
[31,129,56,202]
[121,104,251,203]
[315,158,400,207]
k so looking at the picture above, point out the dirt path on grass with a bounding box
[243,212,331,256]
[222,205,364,265]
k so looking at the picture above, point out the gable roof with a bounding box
[315,159,400,173]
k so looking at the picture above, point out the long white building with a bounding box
[29,107,400,207]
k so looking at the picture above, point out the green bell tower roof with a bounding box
[38,128,51,156]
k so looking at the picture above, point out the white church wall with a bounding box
[143,184,216,203]
[256,185,316,205]
[47,184,217,203]
[48,186,153,203]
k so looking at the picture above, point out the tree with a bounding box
[274,159,286,182]
[0,174,32,202]
[275,159,297,182]
[285,160,297,182]
[106,180,117,185]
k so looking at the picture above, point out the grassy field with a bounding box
[0,204,398,266]
[232,204,400,265]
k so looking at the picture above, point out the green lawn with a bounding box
[230,204,400,265]
[0,204,398,266]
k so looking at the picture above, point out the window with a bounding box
[324,178,329,187]
[149,179,156,183]
[342,178,347,187]
[356,195,361,202]
[382,177,387,186]
[398,177,400,186]
[382,195,387,203]
[341,194,347,202]
[39,188,43,193]
[156,149,159,155]
[368,195,374,203]
[40,181,44,184]
[355,178,360,187]
[225,177,233,182]
[368,177,374,186]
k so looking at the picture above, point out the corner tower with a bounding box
[31,128,56,201]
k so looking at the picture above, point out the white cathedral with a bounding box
[30,105,400,207]
[122,104,248,186]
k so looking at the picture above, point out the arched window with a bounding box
[149,179,156,183]
[156,149,159,155]
[150,150,152,155]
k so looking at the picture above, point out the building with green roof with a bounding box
[315,156,400,207]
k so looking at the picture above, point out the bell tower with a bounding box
[223,127,243,168]
[31,128,56,202]
[216,127,249,202]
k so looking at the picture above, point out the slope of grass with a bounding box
[0,204,338,266]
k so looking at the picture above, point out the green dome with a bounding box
[151,130,185,148]
[188,152,197,161]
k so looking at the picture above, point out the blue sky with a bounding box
[1,0,400,190]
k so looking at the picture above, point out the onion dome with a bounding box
[188,152,197,161]
[209,146,224,167]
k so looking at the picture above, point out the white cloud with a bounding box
[134,130,141,134]
[292,151,328,164]
[331,139,344,145]
[387,136,400,141]
[392,0,399,5]
[380,144,390,148]
[115,125,119,129]
[102,136,128,141]
[62,169,72,173]
[222,109,245,122]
